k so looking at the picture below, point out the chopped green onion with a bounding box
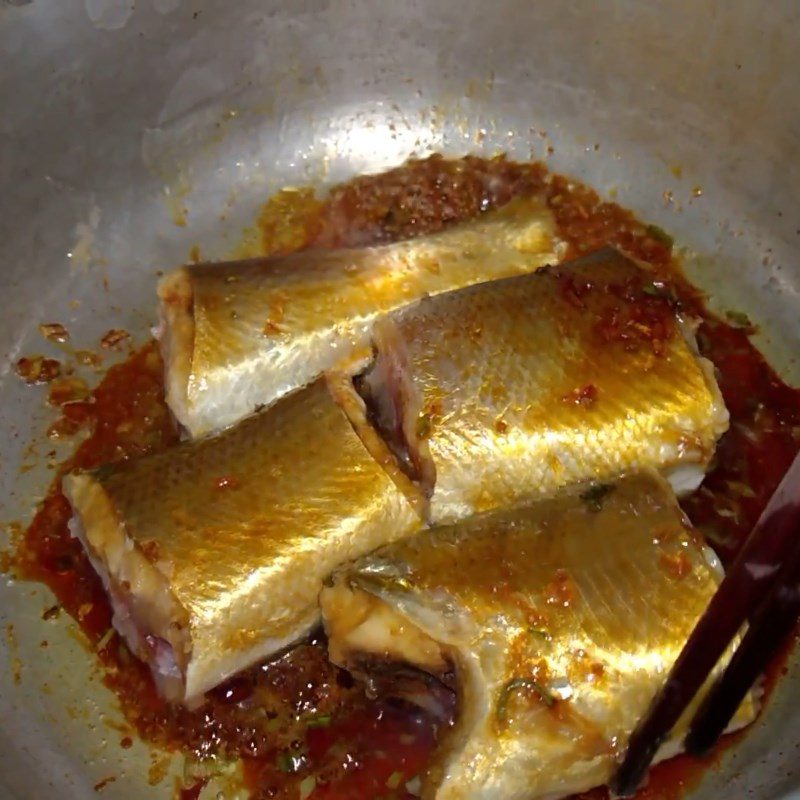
[276,750,305,774]
[94,463,113,481]
[386,771,404,789]
[527,627,551,641]
[299,774,316,800]
[306,714,332,728]
[415,413,432,440]
[725,309,753,328]
[496,677,556,720]
[645,224,674,248]
[276,753,293,773]
[579,483,615,512]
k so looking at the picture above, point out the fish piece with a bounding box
[334,247,728,522]
[62,380,419,705]
[158,197,560,438]
[321,471,757,800]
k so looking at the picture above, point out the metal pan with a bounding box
[1,0,798,797]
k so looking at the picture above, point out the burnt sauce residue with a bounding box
[12,155,800,799]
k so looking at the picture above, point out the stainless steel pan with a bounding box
[1,1,798,797]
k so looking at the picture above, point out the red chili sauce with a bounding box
[12,155,800,799]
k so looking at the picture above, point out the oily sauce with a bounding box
[11,155,800,799]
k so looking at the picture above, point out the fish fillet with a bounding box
[62,380,419,704]
[158,196,560,438]
[333,247,728,523]
[321,470,757,800]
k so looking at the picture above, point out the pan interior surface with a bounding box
[0,1,798,798]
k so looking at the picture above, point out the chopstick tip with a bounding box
[610,739,663,798]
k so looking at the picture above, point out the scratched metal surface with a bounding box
[0,0,798,797]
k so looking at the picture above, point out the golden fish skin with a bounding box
[321,471,757,800]
[62,380,419,704]
[335,247,728,523]
[158,196,560,438]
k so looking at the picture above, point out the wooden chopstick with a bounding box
[685,529,800,755]
[611,452,800,797]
